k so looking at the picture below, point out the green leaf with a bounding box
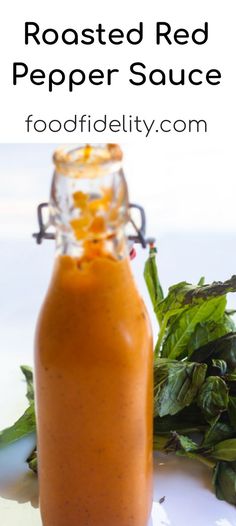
[190,332,236,370]
[177,450,216,468]
[165,431,198,454]
[154,358,207,417]
[27,448,38,474]
[156,275,236,327]
[187,315,235,355]
[163,430,216,468]
[20,365,34,405]
[197,376,229,422]
[213,461,236,505]
[197,277,205,286]
[210,439,236,461]
[208,359,228,376]
[155,282,196,326]
[0,366,36,449]
[144,247,164,322]
[203,418,235,448]
[226,374,236,381]
[228,397,236,430]
[0,405,36,448]
[162,296,226,360]
[183,275,236,303]
[154,404,206,435]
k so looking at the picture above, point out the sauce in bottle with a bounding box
[35,144,153,526]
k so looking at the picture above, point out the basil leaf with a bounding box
[207,359,228,377]
[228,397,236,430]
[155,281,194,324]
[203,418,235,448]
[162,296,226,360]
[184,275,236,304]
[166,432,198,453]
[210,439,236,461]
[190,332,236,370]
[27,448,38,474]
[197,277,205,286]
[0,405,36,448]
[20,365,34,405]
[154,358,207,417]
[144,246,164,313]
[0,366,36,449]
[197,376,229,422]
[154,405,206,435]
[213,461,236,505]
[156,275,236,327]
[224,373,236,392]
[187,315,235,355]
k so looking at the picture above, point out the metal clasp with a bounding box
[33,202,155,248]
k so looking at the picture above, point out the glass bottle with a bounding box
[34,144,153,526]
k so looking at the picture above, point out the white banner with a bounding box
[0,0,235,148]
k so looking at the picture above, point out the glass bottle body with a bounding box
[34,145,153,526]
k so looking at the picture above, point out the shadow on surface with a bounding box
[0,471,39,508]
[0,433,39,507]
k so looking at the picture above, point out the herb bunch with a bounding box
[145,246,236,505]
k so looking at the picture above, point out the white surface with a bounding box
[1,144,236,524]
[1,435,236,526]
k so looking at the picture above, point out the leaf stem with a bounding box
[154,314,169,356]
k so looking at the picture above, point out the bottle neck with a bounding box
[55,227,129,261]
[49,145,129,261]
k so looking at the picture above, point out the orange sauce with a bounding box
[35,253,153,526]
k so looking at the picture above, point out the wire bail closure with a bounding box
[32,202,155,249]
